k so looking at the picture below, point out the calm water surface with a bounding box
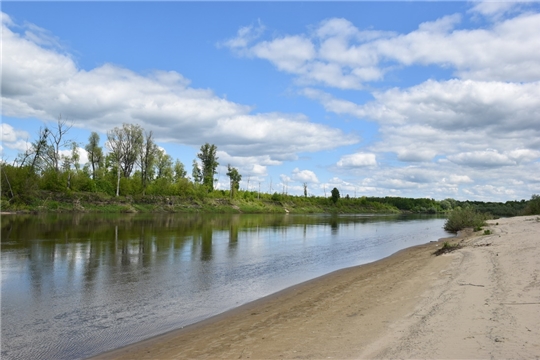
[1,213,451,359]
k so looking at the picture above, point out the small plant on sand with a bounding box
[483,229,492,235]
[434,241,461,256]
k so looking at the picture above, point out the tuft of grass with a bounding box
[483,229,492,235]
[434,241,462,256]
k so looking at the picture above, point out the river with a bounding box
[1,213,451,359]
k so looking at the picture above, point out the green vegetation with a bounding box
[523,194,540,215]
[443,207,491,233]
[331,187,340,204]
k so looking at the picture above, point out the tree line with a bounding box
[1,120,240,204]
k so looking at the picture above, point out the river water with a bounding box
[1,213,451,359]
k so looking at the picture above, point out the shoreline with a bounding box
[92,215,540,359]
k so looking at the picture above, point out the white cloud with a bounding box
[448,149,540,168]
[337,152,376,167]
[224,11,540,88]
[291,168,319,183]
[447,175,473,184]
[468,1,523,20]
[1,13,358,165]
[252,36,315,73]
[309,79,540,168]
[0,123,30,153]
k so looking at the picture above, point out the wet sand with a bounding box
[92,215,540,359]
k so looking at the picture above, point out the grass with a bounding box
[433,241,462,256]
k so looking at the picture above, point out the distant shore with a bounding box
[92,215,539,359]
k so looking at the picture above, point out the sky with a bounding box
[2,1,540,202]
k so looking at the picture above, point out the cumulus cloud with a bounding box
[1,12,358,165]
[1,123,30,153]
[448,149,540,168]
[308,79,540,167]
[337,152,376,167]
[291,168,319,183]
[224,10,540,87]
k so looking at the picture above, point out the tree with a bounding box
[138,130,157,194]
[192,160,202,184]
[18,127,49,173]
[85,132,103,180]
[331,187,340,204]
[174,159,187,182]
[155,149,173,181]
[197,143,219,191]
[303,182,308,197]
[226,164,242,198]
[44,116,72,172]
[106,123,143,196]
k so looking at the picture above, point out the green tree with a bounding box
[524,194,540,215]
[155,149,173,181]
[192,160,202,184]
[173,159,187,182]
[226,164,242,198]
[85,132,103,180]
[197,143,219,191]
[331,187,340,204]
[138,130,157,194]
[106,123,143,196]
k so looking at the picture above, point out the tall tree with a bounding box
[106,123,143,196]
[197,143,219,191]
[155,149,173,181]
[226,164,242,198]
[138,130,157,194]
[85,132,103,180]
[173,159,187,182]
[44,116,72,172]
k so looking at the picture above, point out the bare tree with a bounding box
[45,116,73,172]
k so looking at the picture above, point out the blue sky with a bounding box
[2,1,540,201]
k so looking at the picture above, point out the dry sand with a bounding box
[93,215,540,359]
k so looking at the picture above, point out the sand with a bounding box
[93,215,540,359]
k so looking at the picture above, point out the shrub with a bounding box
[444,206,490,233]
[523,194,540,215]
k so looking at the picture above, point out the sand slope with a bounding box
[362,215,540,359]
[93,216,540,359]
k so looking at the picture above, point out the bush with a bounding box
[444,207,491,233]
[523,194,540,215]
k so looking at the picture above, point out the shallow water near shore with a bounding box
[1,213,450,360]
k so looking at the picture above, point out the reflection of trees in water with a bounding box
[1,213,429,277]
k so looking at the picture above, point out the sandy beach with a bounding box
[93,215,540,359]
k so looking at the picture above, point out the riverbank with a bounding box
[91,215,540,359]
[1,191,402,214]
